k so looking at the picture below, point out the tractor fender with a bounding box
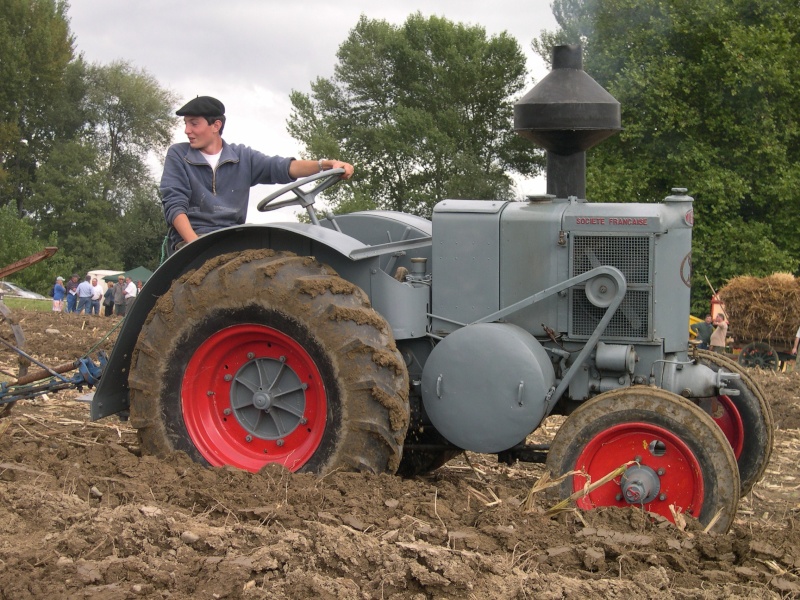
[91,221,428,421]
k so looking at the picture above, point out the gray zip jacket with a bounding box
[160,140,295,250]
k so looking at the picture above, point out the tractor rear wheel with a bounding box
[696,349,774,496]
[127,250,409,474]
[546,387,740,533]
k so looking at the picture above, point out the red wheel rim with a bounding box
[182,324,326,472]
[573,422,704,523]
[699,395,745,458]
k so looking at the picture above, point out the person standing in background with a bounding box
[90,278,103,315]
[690,314,714,350]
[113,275,127,316]
[76,275,93,314]
[123,276,137,312]
[709,314,728,353]
[103,282,115,317]
[52,276,66,312]
[65,274,79,313]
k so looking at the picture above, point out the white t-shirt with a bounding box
[202,149,222,171]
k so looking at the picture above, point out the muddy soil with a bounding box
[1,308,799,599]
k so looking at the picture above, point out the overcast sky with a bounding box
[66,1,559,221]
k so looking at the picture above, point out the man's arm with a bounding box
[288,159,354,180]
[172,213,198,244]
[160,145,195,243]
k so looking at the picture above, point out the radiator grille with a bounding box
[571,235,652,340]
[573,236,650,284]
[571,289,651,338]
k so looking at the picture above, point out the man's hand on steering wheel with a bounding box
[257,168,347,213]
[322,159,354,180]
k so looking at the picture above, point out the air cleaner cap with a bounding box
[514,45,621,155]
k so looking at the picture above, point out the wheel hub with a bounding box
[230,356,307,440]
[620,465,661,504]
[252,391,272,410]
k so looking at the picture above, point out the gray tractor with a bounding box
[91,45,772,533]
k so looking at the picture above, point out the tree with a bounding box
[288,13,543,217]
[536,0,800,314]
[113,188,169,272]
[0,0,74,216]
[0,204,73,295]
[1,2,175,276]
[83,61,177,210]
[24,60,175,273]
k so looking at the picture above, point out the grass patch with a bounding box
[1,297,52,312]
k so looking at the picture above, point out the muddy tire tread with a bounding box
[128,250,409,474]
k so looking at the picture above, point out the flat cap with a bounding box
[176,96,225,117]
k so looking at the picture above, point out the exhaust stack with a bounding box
[514,45,621,199]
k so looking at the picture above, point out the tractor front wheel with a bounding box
[696,349,773,496]
[546,387,740,533]
[127,250,409,475]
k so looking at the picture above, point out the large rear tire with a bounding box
[127,250,409,474]
[546,387,740,533]
[695,349,774,496]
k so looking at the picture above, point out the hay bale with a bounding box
[717,273,800,347]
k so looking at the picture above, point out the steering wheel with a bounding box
[257,168,346,213]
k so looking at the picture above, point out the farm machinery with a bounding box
[0,247,103,417]
[2,46,772,533]
[713,273,800,371]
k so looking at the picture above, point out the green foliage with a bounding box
[0,204,74,295]
[288,13,543,217]
[114,187,169,272]
[0,0,75,215]
[83,61,177,209]
[539,0,800,311]
[0,2,177,280]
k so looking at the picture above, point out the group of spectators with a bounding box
[50,273,141,317]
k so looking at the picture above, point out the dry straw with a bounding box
[718,273,800,347]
